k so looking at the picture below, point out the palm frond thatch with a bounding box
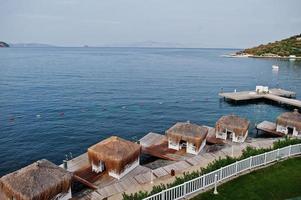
[276,110,301,131]
[166,122,208,149]
[215,115,250,136]
[0,159,72,200]
[88,136,141,174]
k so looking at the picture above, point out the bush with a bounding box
[273,137,301,149]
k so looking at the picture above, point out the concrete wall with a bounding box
[216,129,248,143]
[276,124,299,136]
[186,139,206,155]
[91,160,105,173]
[169,138,206,155]
[109,159,139,179]
[216,131,227,140]
[233,130,248,143]
[168,139,180,150]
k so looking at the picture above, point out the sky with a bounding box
[1,0,301,48]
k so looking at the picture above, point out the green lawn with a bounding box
[192,158,301,200]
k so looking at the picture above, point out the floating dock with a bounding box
[256,121,284,137]
[219,88,301,108]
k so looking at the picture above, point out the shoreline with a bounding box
[223,54,301,60]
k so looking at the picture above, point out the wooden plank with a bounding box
[77,191,105,200]
[153,167,169,178]
[256,121,284,137]
[134,172,152,184]
[269,88,296,97]
[61,153,89,173]
[119,177,140,189]
[162,160,191,173]
[185,157,201,166]
[139,132,166,147]
[73,175,98,190]
[265,94,301,108]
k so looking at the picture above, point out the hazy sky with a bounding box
[1,0,301,48]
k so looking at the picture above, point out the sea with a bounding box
[0,47,300,176]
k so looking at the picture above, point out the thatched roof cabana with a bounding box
[276,109,301,131]
[215,115,250,136]
[165,122,208,149]
[88,136,141,174]
[0,159,72,200]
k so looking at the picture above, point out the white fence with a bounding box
[143,144,301,200]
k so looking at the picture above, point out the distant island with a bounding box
[231,34,301,59]
[0,41,9,47]
[9,43,56,47]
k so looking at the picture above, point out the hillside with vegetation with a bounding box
[0,41,9,47]
[237,34,301,57]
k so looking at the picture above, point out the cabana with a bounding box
[166,122,208,155]
[88,136,141,179]
[256,85,269,94]
[276,109,301,136]
[215,115,250,143]
[0,159,72,200]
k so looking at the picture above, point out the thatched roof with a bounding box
[0,159,72,200]
[276,109,301,131]
[215,115,250,136]
[88,136,141,174]
[165,122,208,149]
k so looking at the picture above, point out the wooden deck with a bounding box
[139,132,192,161]
[204,126,225,144]
[61,152,89,173]
[219,88,300,108]
[92,165,152,199]
[256,121,285,137]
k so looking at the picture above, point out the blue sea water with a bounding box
[0,47,300,176]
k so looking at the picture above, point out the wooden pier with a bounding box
[219,88,301,108]
[256,121,284,137]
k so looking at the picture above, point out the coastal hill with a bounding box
[237,34,301,57]
[0,41,9,47]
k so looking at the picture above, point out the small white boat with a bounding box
[272,65,279,70]
[289,55,296,61]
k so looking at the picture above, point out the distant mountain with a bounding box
[9,43,56,47]
[236,34,301,57]
[94,41,184,48]
[0,41,9,47]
